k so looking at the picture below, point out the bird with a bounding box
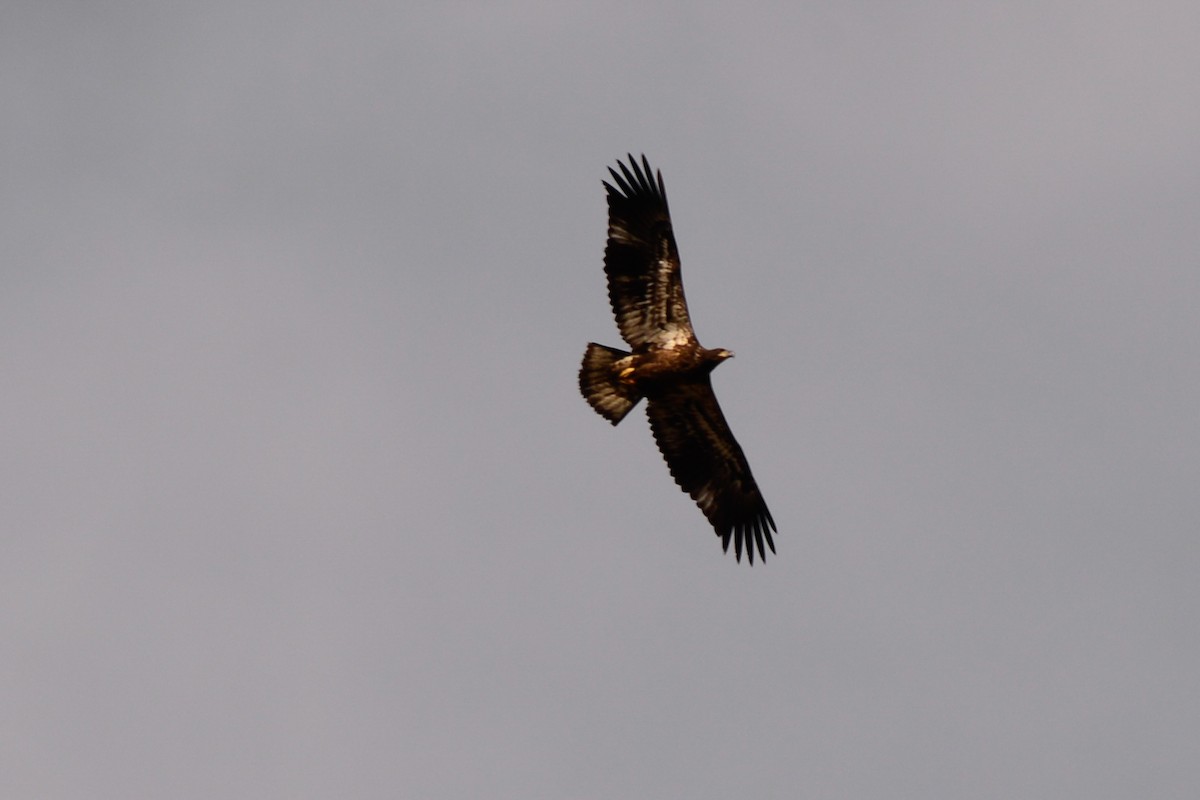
[579,154,776,564]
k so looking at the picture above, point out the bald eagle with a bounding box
[579,155,777,564]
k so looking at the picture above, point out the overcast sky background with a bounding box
[4,3,1199,797]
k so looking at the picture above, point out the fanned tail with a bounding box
[579,343,642,425]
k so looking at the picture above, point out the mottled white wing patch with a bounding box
[657,324,694,350]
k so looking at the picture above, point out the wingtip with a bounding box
[605,154,668,207]
[711,510,778,564]
[605,167,631,197]
[727,514,777,565]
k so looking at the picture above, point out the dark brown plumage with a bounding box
[579,155,776,564]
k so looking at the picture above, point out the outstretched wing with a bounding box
[602,154,696,350]
[645,379,776,564]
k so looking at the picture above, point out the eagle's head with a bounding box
[703,347,734,371]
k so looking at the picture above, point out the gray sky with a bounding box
[4,3,1199,797]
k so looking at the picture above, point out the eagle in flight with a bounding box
[579,155,777,564]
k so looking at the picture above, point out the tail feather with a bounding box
[579,343,642,425]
